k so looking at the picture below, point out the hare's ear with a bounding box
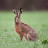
[12,9,18,16]
[19,8,23,18]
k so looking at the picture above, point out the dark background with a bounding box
[0,0,48,10]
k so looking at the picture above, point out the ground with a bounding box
[0,11,48,48]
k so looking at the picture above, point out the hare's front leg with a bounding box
[20,35,23,41]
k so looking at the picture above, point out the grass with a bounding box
[0,11,48,48]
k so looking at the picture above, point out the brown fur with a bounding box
[13,8,38,41]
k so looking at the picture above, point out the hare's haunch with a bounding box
[12,8,38,41]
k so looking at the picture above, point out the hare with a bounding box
[12,8,38,41]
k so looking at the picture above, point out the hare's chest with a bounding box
[15,24,21,32]
[15,25,24,35]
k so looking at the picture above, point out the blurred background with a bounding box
[0,0,48,10]
[0,0,48,48]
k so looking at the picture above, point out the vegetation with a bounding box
[0,11,48,48]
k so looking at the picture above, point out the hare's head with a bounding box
[12,8,23,23]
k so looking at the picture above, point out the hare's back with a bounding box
[21,23,35,33]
